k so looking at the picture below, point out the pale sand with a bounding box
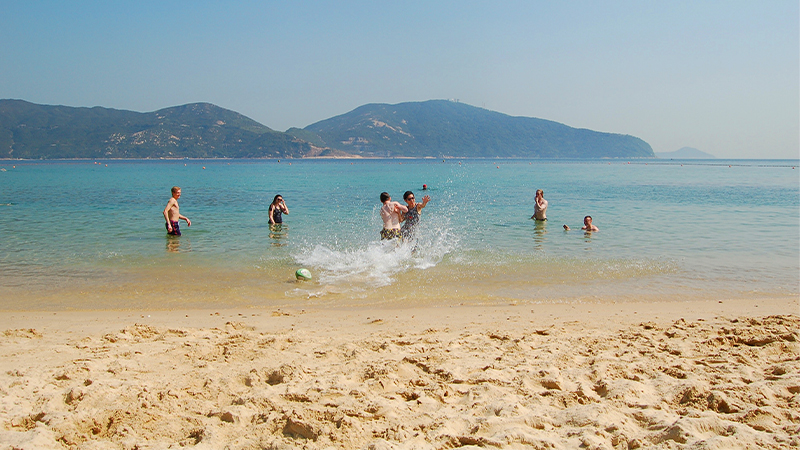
[1,297,798,449]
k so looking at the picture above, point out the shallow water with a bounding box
[1,158,798,310]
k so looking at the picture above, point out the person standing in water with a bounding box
[531,189,548,221]
[268,194,289,225]
[163,186,191,236]
[379,192,408,240]
[400,190,430,239]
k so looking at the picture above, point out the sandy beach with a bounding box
[1,297,798,449]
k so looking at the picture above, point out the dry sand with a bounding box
[1,297,798,449]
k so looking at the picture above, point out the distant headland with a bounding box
[0,99,655,159]
[656,147,716,159]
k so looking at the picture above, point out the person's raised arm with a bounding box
[395,202,408,213]
[419,195,431,210]
[281,200,289,215]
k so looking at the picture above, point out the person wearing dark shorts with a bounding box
[166,221,181,236]
[163,186,191,236]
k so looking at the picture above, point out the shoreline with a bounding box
[2,297,798,449]
[1,296,797,333]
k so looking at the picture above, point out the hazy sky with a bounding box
[2,1,797,158]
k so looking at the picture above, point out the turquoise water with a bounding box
[1,158,798,310]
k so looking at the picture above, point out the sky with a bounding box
[1,1,797,159]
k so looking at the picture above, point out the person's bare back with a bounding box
[379,192,407,240]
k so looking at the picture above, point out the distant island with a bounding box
[0,99,655,159]
[656,147,716,159]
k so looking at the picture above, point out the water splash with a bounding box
[293,213,459,296]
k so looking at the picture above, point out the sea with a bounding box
[1,158,798,311]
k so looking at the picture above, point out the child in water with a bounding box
[563,215,598,232]
[379,192,408,240]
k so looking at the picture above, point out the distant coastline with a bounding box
[656,146,716,159]
[2,157,797,165]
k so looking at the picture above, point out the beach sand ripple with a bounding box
[1,313,798,449]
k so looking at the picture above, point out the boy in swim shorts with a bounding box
[379,192,408,240]
[163,186,191,236]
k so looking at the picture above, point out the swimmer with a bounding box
[163,186,191,236]
[379,192,408,240]
[563,215,598,232]
[531,189,548,221]
[400,190,430,239]
[268,194,289,225]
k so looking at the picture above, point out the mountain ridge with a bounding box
[0,100,313,159]
[298,100,654,159]
[1,99,655,159]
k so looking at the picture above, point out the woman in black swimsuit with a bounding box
[269,194,289,224]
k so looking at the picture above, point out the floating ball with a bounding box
[295,268,312,281]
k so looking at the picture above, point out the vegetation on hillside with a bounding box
[300,100,654,158]
[0,100,310,159]
[0,99,654,159]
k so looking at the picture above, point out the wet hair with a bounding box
[403,191,414,201]
[272,194,283,204]
[536,189,543,197]
[584,215,592,221]
[380,192,390,203]
[171,186,181,194]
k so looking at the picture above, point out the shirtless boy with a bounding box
[163,186,191,236]
[379,192,408,240]
[563,215,598,232]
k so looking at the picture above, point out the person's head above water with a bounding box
[403,191,414,201]
[272,194,283,205]
[380,192,390,203]
[584,216,593,225]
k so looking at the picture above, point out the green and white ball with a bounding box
[295,268,312,281]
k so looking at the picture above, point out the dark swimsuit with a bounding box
[271,206,283,224]
[166,221,181,236]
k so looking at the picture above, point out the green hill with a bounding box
[0,100,311,159]
[299,100,654,158]
[0,99,655,159]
